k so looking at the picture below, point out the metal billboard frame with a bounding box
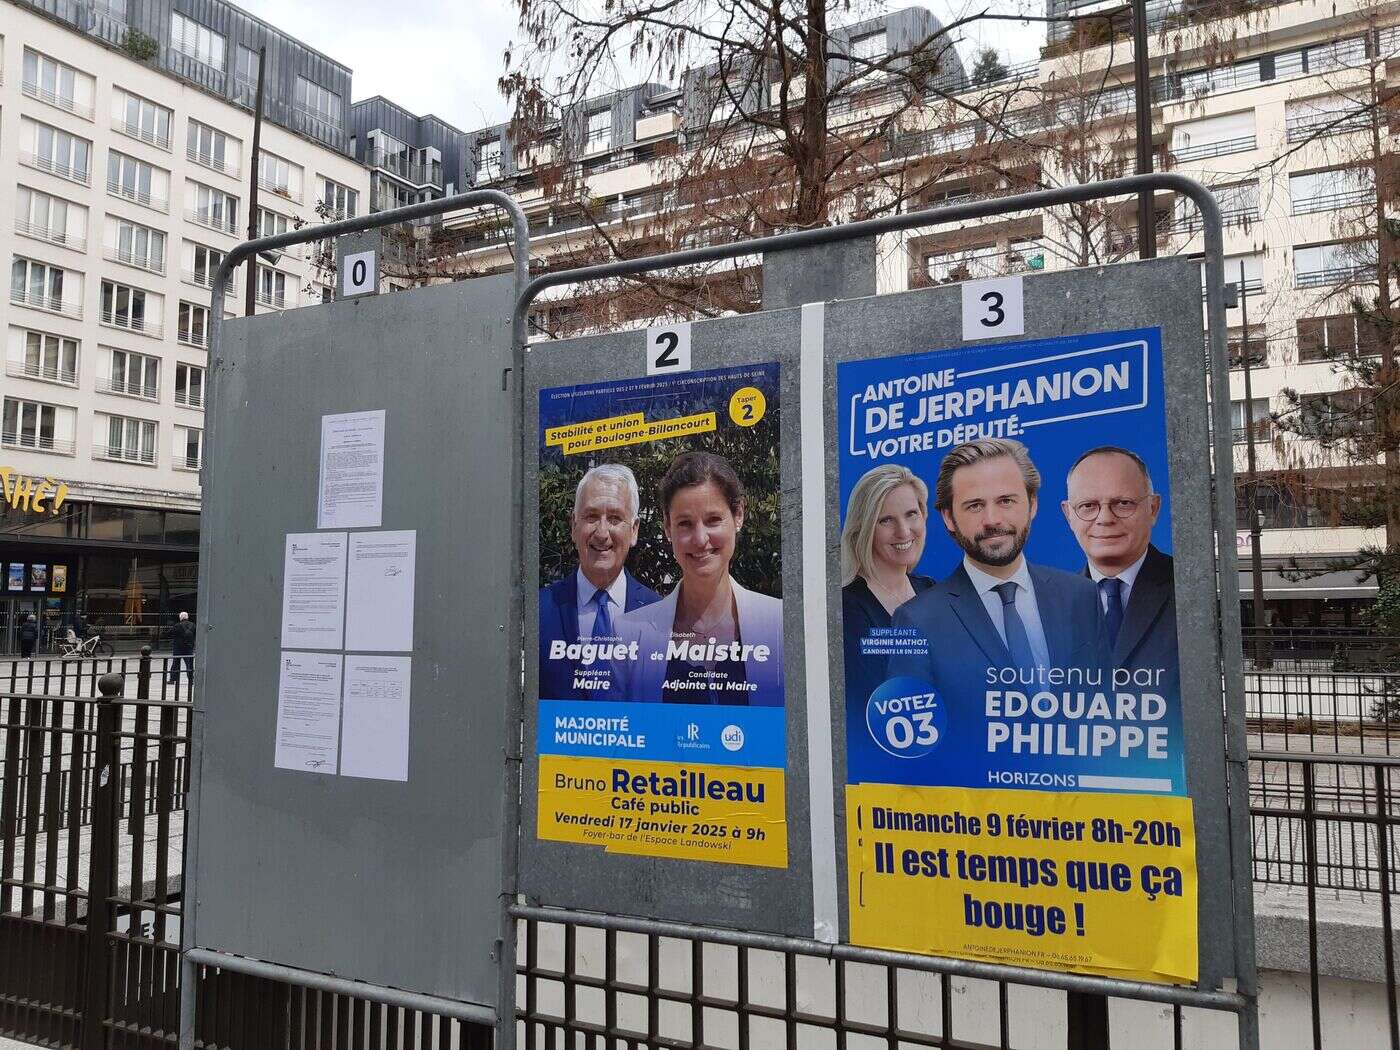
[508,173,1258,1049]
[182,190,530,1050]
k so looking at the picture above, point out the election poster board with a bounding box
[535,362,788,868]
[837,327,1198,984]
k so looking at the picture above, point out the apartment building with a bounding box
[349,96,462,213]
[0,0,368,651]
[439,0,1398,627]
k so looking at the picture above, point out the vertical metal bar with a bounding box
[1303,763,1321,1050]
[1131,0,1155,260]
[81,677,122,1050]
[1374,764,1399,1050]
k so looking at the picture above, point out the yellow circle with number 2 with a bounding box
[729,387,767,427]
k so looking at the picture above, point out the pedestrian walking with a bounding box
[169,611,196,685]
[18,615,38,659]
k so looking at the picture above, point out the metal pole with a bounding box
[244,46,267,319]
[81,673,123,1050]
[179,188,530,1050]
[1238,263,1270,668]
[1131,0,1156,258]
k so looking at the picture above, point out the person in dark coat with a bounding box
[169,611,196,685]
[17,615,38,659]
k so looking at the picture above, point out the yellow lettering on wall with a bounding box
[0,468,12,505]
[51,483,67,515]
[30,480,50,515]
[0,469,70,515]
[11,477,33,512]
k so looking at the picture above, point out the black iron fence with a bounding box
[0,668,1396,1048]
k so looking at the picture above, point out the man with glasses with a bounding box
[1061,447,1176,676]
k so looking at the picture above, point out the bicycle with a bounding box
[58,632,114,659]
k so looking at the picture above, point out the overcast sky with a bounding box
[233,0,1047,134]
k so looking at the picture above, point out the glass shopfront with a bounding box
[0,499,199,653]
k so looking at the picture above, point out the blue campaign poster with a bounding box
[836,328,1186,796]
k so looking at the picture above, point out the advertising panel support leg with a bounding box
[1066,991,1110,1050]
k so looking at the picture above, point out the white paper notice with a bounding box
[274,651,344,773]
[280,533,348,649]
[318,410,386,529]
[340,655,412,781]
[345,530,416,652]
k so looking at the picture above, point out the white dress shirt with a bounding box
[576,569,629,640]
[1087,550,1148,614]
[963,557,1050,668]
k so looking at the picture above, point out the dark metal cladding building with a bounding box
[348,97,466,211]
[12,0,354,153]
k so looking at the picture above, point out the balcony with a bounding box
[1169,135,1256,163]
[104,246,165,275]
[10,288,81,319]
[21,152,89,186]
[1285,109,1371,143]
[107,178,168,213]
[6,360,78,386]
[187,209,238,236]
[104,376,159,401]
[1291,188,1372,216]
[95,444,156,465]
[1233,420,1272,444]
[186,146,239,178]
[112,116,171,151]
[1296,265,1374,290]
[366,149,443,188]
[174,454,202,472]
[13,218,85,252]
[255,290,287,310]
[257,176,302,205]
[100,311,162,339]
[1,433,76,456]
[175,390,205,409]
[178,328,208,349]
[183,270,232,297]
[21,80,94,120]
[1164,205,1258,235]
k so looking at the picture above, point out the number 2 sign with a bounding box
[646,322,692,375]
[960,276,1025,341]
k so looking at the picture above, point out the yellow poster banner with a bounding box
[847,784,1198,984]
[539,754,788,867]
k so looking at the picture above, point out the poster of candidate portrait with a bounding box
[535,362,787,868]
[838,328,1198,985]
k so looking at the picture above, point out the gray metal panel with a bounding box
[520,308,817,936]
[194,275,513,1007]
[762,239,877,309]
[822,257,1236,990]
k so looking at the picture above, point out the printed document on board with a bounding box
[345,531,416,651]
[280,532,347,649]
[340,655,412,781]
[318,410,386,529]
[274,651,344,774]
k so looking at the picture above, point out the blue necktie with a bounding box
[993,581,1037,671]
[1099,577,1124,651]
[592,589,614,639]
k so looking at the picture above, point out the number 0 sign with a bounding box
[960,276,1025,341]
[341,250,377,299]
[646,322,692,375]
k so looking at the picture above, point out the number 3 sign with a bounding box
[646,322,692,375]
[960,276,1025,341]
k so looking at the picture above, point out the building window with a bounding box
[15,187,83,250]
[257,209,290,239]
[100,414,158,464]
[187,244,226,290]
[1285,96,1370,143]
[3,398,73,454]
[1298,388,1373,439]
[111,89,172,150]
[107,152,168,212]
[109,219,165,274]
[175,363,205,408]
[1170,111,1256,162]
[476,139,502,183]
[9,329,78,385]
[100,281,158,337]
[107,348,159,400]
[188,120,238,174]
[175,427,203,471]
[1297,314,1381,363]
[170,12,226,71]
[585,109,612,153]
[1295,241,1378,288]
[189,183,239,234]
[257,151,303,202]
[23,120,91,184]
[295,76,343,128]
[178,303,209,348]
[319,178,359,220]
[256,267,287,309]
[1290,167,1374,215]
[22,48,92,118]
[849,30,886,82]
[1231,398,1271,444]
[1227,325,1268,369]
[10,258,74,316]
[235,45,260,89]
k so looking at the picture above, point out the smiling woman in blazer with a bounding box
[612,451,783,706]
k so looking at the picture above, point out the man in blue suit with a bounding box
[539,463,661,700]
[889,439,1105,708]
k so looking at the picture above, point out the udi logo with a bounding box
[721,725,745,752]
